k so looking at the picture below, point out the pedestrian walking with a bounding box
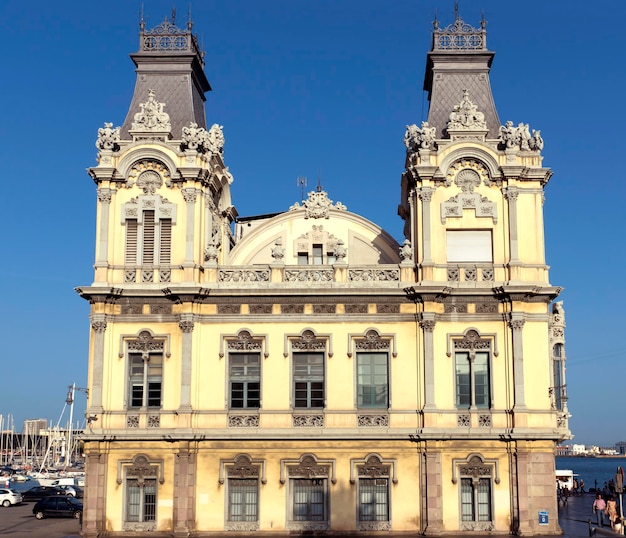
[606,496,618,526]
[593,493,606,527]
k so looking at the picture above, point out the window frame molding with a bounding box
[448,329,495,410]
[451,453,498,531]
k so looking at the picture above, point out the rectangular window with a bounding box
[358,478,389,521]
[228,478,258,522]
[229,353,261,409]
[298,252,309,265]
[461,478,492,522]
[446,230,493,263]
[312,244,324,265]
[455,351,490,409]
[552,344,565,410]
[293,353,324,408]
[357,352,389,408]
[129,352,163,409]
[292,478,327,521]
[126,478,157,522]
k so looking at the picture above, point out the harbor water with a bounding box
[556,456,626,491]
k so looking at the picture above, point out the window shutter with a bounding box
[160,218,172,264]
[125,220,138,264]
[143,211,155,264]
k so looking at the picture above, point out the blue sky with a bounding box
[0,0,622,446]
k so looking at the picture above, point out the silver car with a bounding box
[0,488,23,507]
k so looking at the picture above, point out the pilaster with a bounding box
[178,314,194,414]
[88,314,106,415]
[420,313,437,410]
[509,315,527,412]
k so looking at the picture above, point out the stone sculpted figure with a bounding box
[271,238,285,261]
[181,122,206,151]
[499,121,517,148]
[528,129,544,151]
[333,239,347,261]
[404,122,437,154]
[206,124,225,155]
[517,123,531,150]
[96,122,120,151]
[400,239,413,262]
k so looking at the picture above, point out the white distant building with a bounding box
[571,444,586,455]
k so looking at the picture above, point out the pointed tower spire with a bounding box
[423,9,500,138]
[120,14,211,139]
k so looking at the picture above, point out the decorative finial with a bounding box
[171,6,177,25]
[433,8,439,29]
[454,1,460,20]
[140,3,145,31]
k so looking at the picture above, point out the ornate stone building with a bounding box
[77,11,570,537]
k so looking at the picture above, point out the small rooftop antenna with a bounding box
[140,3,145,30]
[454,1,460,20]
[297,176,308,201]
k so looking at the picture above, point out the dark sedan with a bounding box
[32,496,83,519]
[21,486,66,502]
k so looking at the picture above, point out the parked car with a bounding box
[0,488,22,507]
[21,486,66,501]
[32,496,83,519]
[58,485,83,498]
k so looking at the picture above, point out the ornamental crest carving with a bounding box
[357,455,390,478]
[227,331,263,352]
[128,331,165,355]
[441,161,497,224]
[132,89,171,132]
[289,190,347,218]
[445,158,492,188]
[126,160,171,191]
[126,455,159,485]
[288,455,329,478]
[292,330,326,351]
[453,330,490,352]
[447,89,487,131]
[355,330,390,352]
[226,455,260,478]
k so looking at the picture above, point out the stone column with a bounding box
[82,447,107,537]
[179,314,194,412]
[509,315,526,410]
[89,314,106,414]
[504,187,520,281]
[423,450,443,534]
[420,314,436,410]
[96,189,113,267]
[173,441,197,536]
[182,188,197,270]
